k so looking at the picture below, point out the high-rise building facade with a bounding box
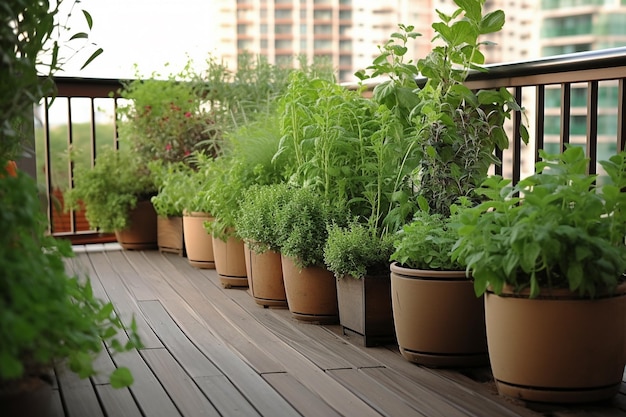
[214,0,538,83]
[539,0,626,162]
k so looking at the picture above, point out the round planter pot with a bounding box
[244,244,287,307]
[486,283,626,403]
[0,376,53,417]
[281,255,339,324]
[115,200,158,250]
[390,262,488,367]
[182,212,215,269]
[212,234,248,288]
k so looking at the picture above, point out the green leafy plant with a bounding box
[116,61,218,165]
[324,222,395,279]
[358,2,528,217]
[452,146,626,298]
[390,199,468,270]
[275,186,347,269]
[65,146,156,232]
[149,161,193,217]
[235,183,292,254]
[0,164,140,388]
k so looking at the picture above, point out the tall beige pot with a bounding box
[281,255,338,324]
[244,244,287,307]
[486,284,626,403]
[390,262,488,367]
[115,200,158,250]
[182,212,215,269]
[212,234,248,288]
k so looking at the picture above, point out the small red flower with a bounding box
[184,112,192,118]
[165,144,172,151]
[3,161,17,177]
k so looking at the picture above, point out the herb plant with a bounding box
[452,146,626,298]
[0,164,141,388]
[149,161,193,217]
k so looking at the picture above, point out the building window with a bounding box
[541,14,592,38]
[276,24,292,34]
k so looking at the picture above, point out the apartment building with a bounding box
[212,0,536,82]
[540,0,626,163]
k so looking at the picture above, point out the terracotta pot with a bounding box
[0,377,53,417]
[115,200,158,250]
[244,244,287,307]
[182,212,215,269]
[281,255,339,324]
[212,234,248,288]
[486,283,626,403]
[336,273,395,346]
[157,215,185,256]
[390,262,488,367]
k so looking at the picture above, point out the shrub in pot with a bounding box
[452,146,626,403]
[275,186,347,323]
[236,183,291,307]
[149,161,193,255]
[65,146,158,250]
[389,200,488,367]
[324,222,396,345]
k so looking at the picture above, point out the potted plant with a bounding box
[0,161,141,415]
[274,186,348,323]
[324,222,396,346]
[179,153,216,269]
[65,146,158,250]
[149,161,192,255]
[236,183,291,307]
[355,0,524,361]
[452,146,626,403]
[389,200,488,367]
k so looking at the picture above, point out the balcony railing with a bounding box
[37,47,626,243]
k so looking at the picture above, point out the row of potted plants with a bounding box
[65,0,626,405]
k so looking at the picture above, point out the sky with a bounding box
[56,0,219,79]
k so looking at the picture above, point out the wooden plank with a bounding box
[360,367,470,417]
[357,346,537,417]
[122,251,302,417]
[96,384,143,417]
[114,348,182,417]
[84,250,163,349]
[105,249,158,301]
[138,250,286,375]
[55,364,104,417]
[140,348,221,417]
[263,373,341,417]
[328,368,427,417]
[194,375,263,417]
[167,253,352,371]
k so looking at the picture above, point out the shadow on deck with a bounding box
[50,244,626,417]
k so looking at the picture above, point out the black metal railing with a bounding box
[38,47,626,243]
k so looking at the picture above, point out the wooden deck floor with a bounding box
[48,244,626,417]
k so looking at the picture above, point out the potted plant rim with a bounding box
[452,146,626,403]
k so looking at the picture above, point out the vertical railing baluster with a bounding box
[618,78,625,153]
[586,81,598,175]
[66,98,76,234]
[535,85,545,164]
[560,83,571,152]
[512,86,523,185]
[43,98,53,235]
[90,98,97,166]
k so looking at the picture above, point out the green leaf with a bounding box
[80,48,103,70]
[110,367,134,388]
[480,10,505,34]
[82,10,94,29]
[455,0,482,22]
[69,32,89,41]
